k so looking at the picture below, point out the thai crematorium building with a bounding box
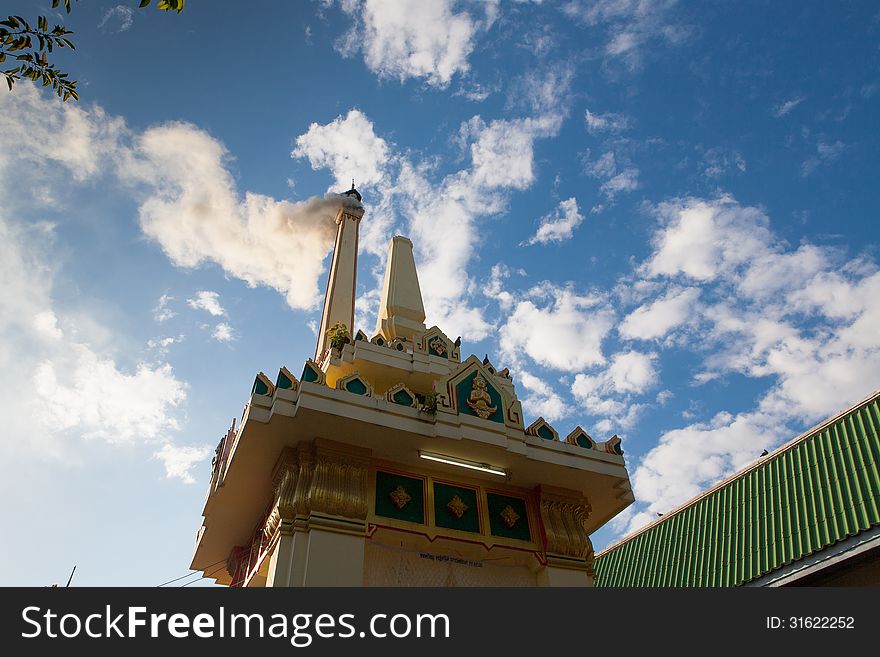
[190,187,634,587]
[595,390,880,587]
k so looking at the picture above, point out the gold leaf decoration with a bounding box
[446,494,469,519]
[500,504,520,528]
[429,337,447,356]
[389,485,412,510]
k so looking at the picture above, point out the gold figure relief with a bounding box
[466,373,497,420]
[500,504,520,528]
[428,337,447,356]
[446,494,469,519]
[388,485,412,510]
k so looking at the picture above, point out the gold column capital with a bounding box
[266,440,372,541]
[536,485,595,572]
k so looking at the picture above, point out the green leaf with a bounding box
[140,0,151,7]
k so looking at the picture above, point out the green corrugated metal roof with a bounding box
[594,391,880,587]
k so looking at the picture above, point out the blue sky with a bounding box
[1,0,878,586]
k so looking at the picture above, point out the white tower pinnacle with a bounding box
[315,186,364,358]
[375,235,426,343]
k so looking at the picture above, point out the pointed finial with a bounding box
[343,180,362,202]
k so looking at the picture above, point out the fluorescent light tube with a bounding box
[419,451,507,476]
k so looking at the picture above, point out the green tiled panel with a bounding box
[595,396,880,587]
[345,378,368,395]
[433,482,480,533]
[374,471,425,525]
[486,493,531,541]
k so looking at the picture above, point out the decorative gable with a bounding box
[526,417,558,441]
[600,434,624,455]
[416,326,461,362]
[565,426,594,449]
[251,372,275,397]
[335,371,373,397]
[445,356,506,424]
[387,338,408,353]
[300,359,326,385]
[385,383,419,408]
[275,366,298,391]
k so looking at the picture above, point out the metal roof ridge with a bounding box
[595,387,880,559]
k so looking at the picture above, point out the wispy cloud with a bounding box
[801,139,845,177]
[584,150,640,200]
[585,109,630,134]
[153,294,176,322]
[772,96,805,117]
[98,5,134,33]
[562,0,687,70]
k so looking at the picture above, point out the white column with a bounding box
[316,203,364,358]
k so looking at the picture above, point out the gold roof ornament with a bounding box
[466,373,497,420]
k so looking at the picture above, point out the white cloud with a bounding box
[772,96,804,118]
[585,150,617,178]
[699,146,747,179]
[626,410,783,524]
[98,5,134,33]
[585,109,630,134]
[33,311,64,340]
[485,263,515,310]
[187,290,226,317]
[0,215,187,462]
[509,63,575,116]
[524,197,584,245]
[154,443,213,484]
[293,109,389,191]
[336,0,484,87]
[500,283,614,372]
[584,150,640,200]
[147,335,183,356]
[801,139,845,177]
[33,350,186,445]
[0,82,126,187]
[153,294,176,322]
[619,287,700,340]
[212,322,236,343]
[618,194,880,534]
[518,371,570,423]
[562,0,686,70]
[571,350,659,426]
[642,195,771,281]
[464,114,562,190]
[601,167,639,197]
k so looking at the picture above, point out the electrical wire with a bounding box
[156,557,228,587]
[181,563,228,587]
